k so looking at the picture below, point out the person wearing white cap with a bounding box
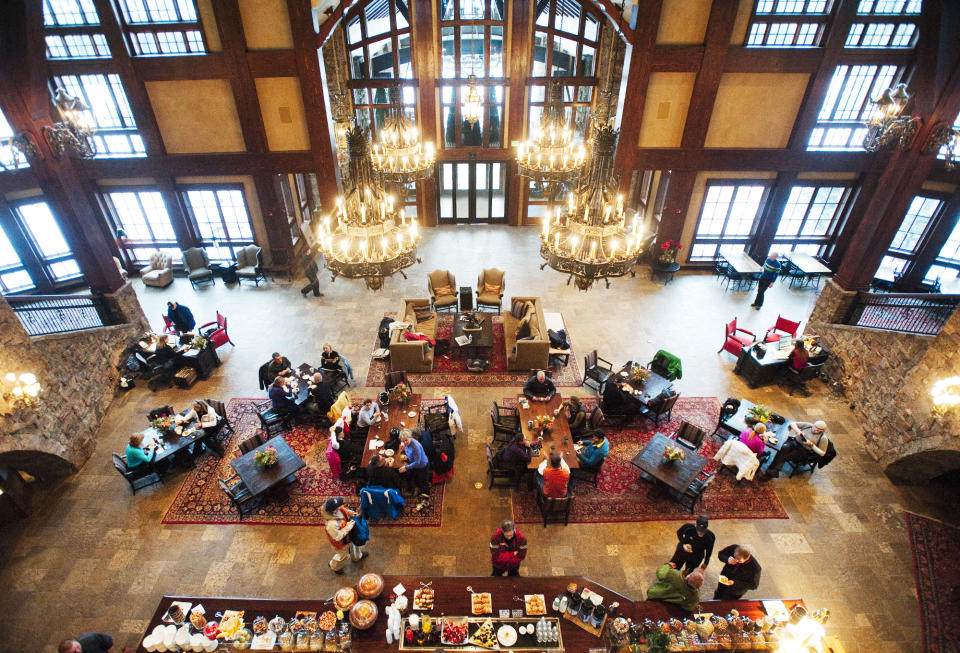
[322,497,367,573]
[761,420,829,479]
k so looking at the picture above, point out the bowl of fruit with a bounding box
[440,617,468,646]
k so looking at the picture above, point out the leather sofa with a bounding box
[503,297,550,371]
[389,298,437,373]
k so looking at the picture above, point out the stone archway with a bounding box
[884,445,960,485]
[0,449,75,480]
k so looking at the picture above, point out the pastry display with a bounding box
[190,609,207,631]
[357,573,384,599]
[348,599,378,630]
[524,594,547,615]
[471,592,492,615]
[470,619,496,648]
[251,617,268,635]
[288,618,305,634]
[303,616,319,634]
[413,588,434,610]
[268,616,286,634]
[318,611,337,632]
[334,587,358,611]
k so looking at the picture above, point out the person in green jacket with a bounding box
[646,563,704,613]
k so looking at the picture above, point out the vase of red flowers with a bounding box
[658,239,683,264]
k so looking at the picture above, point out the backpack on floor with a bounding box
[377,317,394,349]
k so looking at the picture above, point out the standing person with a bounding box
[166,301,195,332]
[326,425,344,479]
[58,634,124,653]
[299,248,324,297]
[751,252,781,309]
[322,497,367,574]
[489,519,527,576]
[713,544,761,600]
[669,516,716,574]
[399,429,431,511]
[646,563,704,613]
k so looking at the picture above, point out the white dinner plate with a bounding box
[496,625,517,647]
[408,410,417,418]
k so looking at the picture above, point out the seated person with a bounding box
[537,452,570,498]
[786,339,810,370]
[266,352,293,382]
[366,454,401,490]
[502,432,532,475]
[152,334,177,365]
[601,381,639,415]
[414,427,436,460]
[763,420,830,479]
[177,399,218,426]
[321,343,341,374]
[523,370,556,402]
[125,433,157,469]
[268,376,299,415]
[564,396,587,439]
[577,431,609,469]
[305,373,336,417]
[646,563,704,613]
[357,398,382,427]
[738,422,766,457]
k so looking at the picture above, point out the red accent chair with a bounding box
[161,314,177,334]
[199,311,235,349]
[764,315,801,343]
[718,318,756,358]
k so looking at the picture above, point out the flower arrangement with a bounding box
[630,364,650,384]
[254,445,279,468]
[533,414,555,433]
[391,382,411,405]
[747,404,772,424]
[658,240,683,264]
[189,335,208,351]
[662,444,685,463]
[151,414,174,434]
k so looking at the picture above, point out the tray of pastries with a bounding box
[334,587,358,611]
[357,573,384,599]
[471,592,493,615]
[349,599,378,630]
[413,588,435,611]
[524,594,547,615]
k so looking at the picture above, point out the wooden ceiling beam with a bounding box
[79,152,317,177]
[633,148,869,171]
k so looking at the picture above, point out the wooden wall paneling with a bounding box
[246,50,299,77]
[411,0,439,227]
[287,0,341,209]
[132,54,229,81]
[0,170,39,195]
[747,171,798,261]
[80,152,317,177]
[679,0,739,149]
[723,47,822,75]
[317,0,363,48]
[156,176,199,249]
[633,148,868,171]
[654,170,697,252]
[505,0,533,226]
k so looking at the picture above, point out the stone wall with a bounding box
[0,283,148,479]
[807,281,960,483]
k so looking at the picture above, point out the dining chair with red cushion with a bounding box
[718,318,756,358]
[162,314,177,334]
[199,311,235,349]
[764,315,801,343]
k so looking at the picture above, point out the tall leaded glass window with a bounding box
[745,1,831,48]
[52,74,146,157]
[12,200,84,283]
[689,183,770,261]
[44,0,111,59]
[1,108,31,172]
[807,64,904,151]
[772,185,851,256]
[116,0,207,56]
[874,194,944,284]
[0,227,34,294]
[102,189,182,264]
[181,187,256,264]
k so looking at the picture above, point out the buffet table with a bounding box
[137,575,809,652]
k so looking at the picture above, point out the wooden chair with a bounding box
[206,398,233,436]
[112,453,162,494]
[674,420,706,450]
[486,443,515,488]
[427,269,458,312]
[421,401,453,440]
[598,381,636,427]
[711,397,741,440]
[385,370,413,394]
[571,454,603,487]
[784,451,821,478]
[674,471,716,513]
[254,400,289,437]
[237,436,261,454]
[764,315,801,343]
[476,268,505,312]
[490,401,519,445]
[640,391,679,426]
[583,350,615,391]
[147,405,175,421]
[783,362,824,396]
[718,318,756,358]
[535,483,573,527]
[218,474,259,519]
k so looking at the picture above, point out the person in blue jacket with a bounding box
[751,252,781,309]
[166,301,195,332]
[125,433,157,469]
[577,431,609,469]
[399,429,431,511]
[269,377,299,415]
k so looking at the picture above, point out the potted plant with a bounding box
[630,364,650,384]
[254,445,278,468]
[662,444,685,464]
[391,382,411,406]
[746,403,772,425]
[658,240,682,264]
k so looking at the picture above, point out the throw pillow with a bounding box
[434,284,453,297]
[511,299,526,319]
[483,281,500,295]
[413,305,433,323]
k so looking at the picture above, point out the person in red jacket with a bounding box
[489,520,527,576]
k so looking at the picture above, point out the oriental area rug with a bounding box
[905,511,960,653]
[364,313,583,388]
[161,398,444,527]
[509,397,788,524]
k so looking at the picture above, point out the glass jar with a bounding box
[590,604,605,628]
[578,600,591,623]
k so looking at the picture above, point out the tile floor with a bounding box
[2,226,956,652]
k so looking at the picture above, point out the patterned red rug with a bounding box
[364,313,583,388]
[905,511,960,652]
[161,399,444,527]
[510,396,788,524]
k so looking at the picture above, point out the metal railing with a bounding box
[6,294,117,336]
[843,292,960,336]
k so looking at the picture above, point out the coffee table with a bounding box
[630,433,708,498]
[452,312,493,359]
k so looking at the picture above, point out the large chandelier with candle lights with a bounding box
[517,79,586,201]
[863,83,921,152]
[371,82,435,185]
[462,75,483,126]
[317,125,420,290]
[540,123,643,290]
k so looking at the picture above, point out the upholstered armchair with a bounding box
[476,268,505,312]
[182,247,215,288]
[140,250,173,288]
[235,245,266,286]
[427,269,458,312]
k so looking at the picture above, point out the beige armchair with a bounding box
[235,245,266,286]
[140,250,173,288]
[182,247,215,288]
[427,269,458,312]
[476,268,505,313]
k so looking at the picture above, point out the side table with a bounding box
[459,286,473,311]
[650,261,680,285]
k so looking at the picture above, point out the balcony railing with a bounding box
[7,294,117,336]
[842,292,960,336]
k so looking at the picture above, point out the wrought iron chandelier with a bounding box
[330,90,354,173]
[43,87,96,159]
[462,75,483,126]
[925,121,960,170]
[863,83,921,152]
[371,82,435,185]
[317,125,420,290]
[539,123,643,290]
[517,79,586,200]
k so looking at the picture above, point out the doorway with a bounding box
[438,161,506,224]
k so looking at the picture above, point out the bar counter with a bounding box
[137,575,804,652]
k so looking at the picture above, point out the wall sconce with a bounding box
[42,88,96,160]
[925,122,960,170]
[2,372,41,406]
[863,83,921,152]
[931,376,960,413]
[1,131,40,168]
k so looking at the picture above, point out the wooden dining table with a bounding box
[140,416,224,463]
[230,435,305,497]
[630,432,709,496]
[720,249,763,274]
[517,394,579,470]
[783,252,832,288]
[361,394,423,469]
[616,362,674,407]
